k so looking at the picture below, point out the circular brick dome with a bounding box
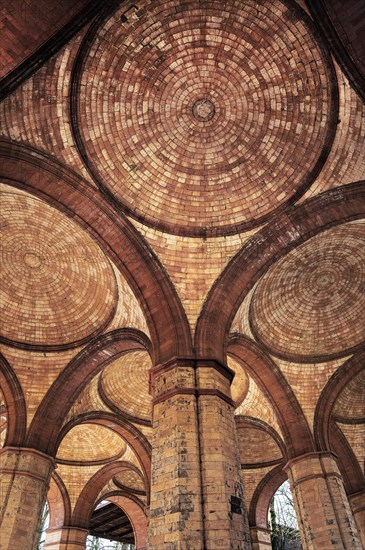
[57,424,127,464]
[0,191,117,350]
[100,351,152,423]
[74,0,335,236]
[250,221,365,362]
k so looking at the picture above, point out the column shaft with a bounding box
[349,491,365,549]
[285,452,362,550]
[0,447,55,550]
[149,360,204,549]
[149,358,252,549]
[196,361,251,549]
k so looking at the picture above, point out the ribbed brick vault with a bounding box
[0,1,364,549]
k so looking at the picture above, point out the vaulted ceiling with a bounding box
[1,0,364,544]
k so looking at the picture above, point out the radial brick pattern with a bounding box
[100,351,152,422]
[75,0,334,236]
[114,470,145,493]
[57,424,126,463]
[334,370,365,420]
[0,191,117,349]
[250,221,365,361]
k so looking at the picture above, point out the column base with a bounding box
[250,526,272,549]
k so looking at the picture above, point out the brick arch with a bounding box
[107,493,148,550]
[314,349,365,451]
[235,415,286,464]
[195,182,365,361]
[57,412,151,503]
[0,138,193,363]
[26,328,152,455]
[47,471,72,529]
[228,335,314,458]
[0,352,26,446]
[72,462,146,528]
[329,420,365,496]
[248,464,286,528]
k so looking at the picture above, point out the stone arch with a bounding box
[72,462,146,528]
[329,420,365,496]
[47,471,72,529]
[314,350,365,451]
[314,350,365,496]
[107,493,148,550]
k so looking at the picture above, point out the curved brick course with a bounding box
[73,0,336,236]
[250,221,365,361]
[0,191,117,350]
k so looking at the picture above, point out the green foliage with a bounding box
[35,502,49,550]
[269,481,302,550]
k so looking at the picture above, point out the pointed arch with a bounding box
[0,138,193,363]
[314,350,365,451]
[195,182,365,361]
[228,335,314,457]
[0,352,26,446]
[26,328,151,454]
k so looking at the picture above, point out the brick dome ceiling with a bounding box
[0,190,117,351]
[73,0,336,236]
[57,424,127,464]
[250,221,365,362]
[0,0,364,548]
[100,351,152,425]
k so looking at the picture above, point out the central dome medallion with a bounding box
[74,0,336,236]
[192,98,216,122]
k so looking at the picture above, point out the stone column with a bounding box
[148,358,205,549]
[249,526,272,549]
[285,452,362,550]
[196,360,251,550]
[44,527,88,550]
[348,491,365,549]
[0,446,55,550]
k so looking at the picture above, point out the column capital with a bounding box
[249,526,272,549]
[150,357,196,402]
[151,356,234,382]
[0,445,56,465]
[0,446,56,482]
[286,451,362,549]
[0,447,55,550]
[284,450,338,471]
[348,490,365,513]
[284,451,341,489]
[195,358,235,383]
[44,526,88,549]
[150,357,235,405]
